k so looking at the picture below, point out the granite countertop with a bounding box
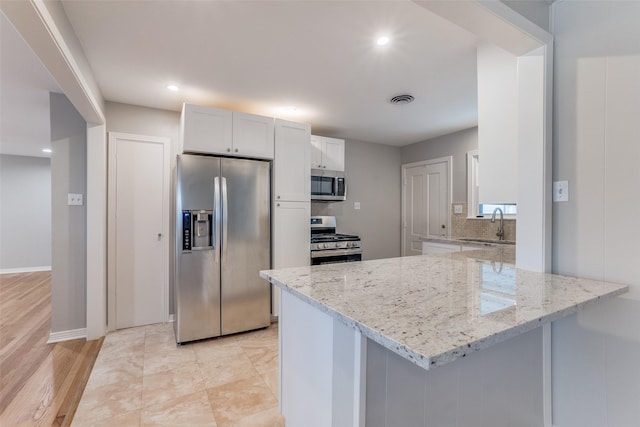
[260,248,628,370]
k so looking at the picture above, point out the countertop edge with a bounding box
[261,270,629,371]
[420,236,516,247]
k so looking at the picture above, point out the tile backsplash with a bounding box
[450,203,516,241]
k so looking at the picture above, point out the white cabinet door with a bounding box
[181,103,232,154]
[273,201,310,268]
[232,111,274,159]
[272,201,310,316]
[275,119,311,202]
[310,135,323,169]
[422,241,461,254]
[310,135,345,171]
[322,137,345,171]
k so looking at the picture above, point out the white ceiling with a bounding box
[1,13,61,158]
[59,0,480,147]
[1,2,480,154]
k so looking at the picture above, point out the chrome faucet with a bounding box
[491,207,504,240]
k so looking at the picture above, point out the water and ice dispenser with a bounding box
[182,210,213,251]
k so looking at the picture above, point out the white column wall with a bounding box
[552,2,640,425]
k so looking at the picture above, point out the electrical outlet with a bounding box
[354,202,361,210]
[454,204,463,214]
[553,181,569,202]
[67,193,84,206]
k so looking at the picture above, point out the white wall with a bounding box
[311,139,402,261]
[400,127,478,203]
[50,92,87,333]
[501,0,550,32]
[552,2,640,425]
[0,154,51,272]
[105,102,181,160]
[477,43,519,205]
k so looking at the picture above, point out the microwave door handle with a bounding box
[333,176,338,196]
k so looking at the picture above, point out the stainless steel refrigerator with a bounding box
[174,154,271,344]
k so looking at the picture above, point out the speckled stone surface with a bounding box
[260,248,628,370]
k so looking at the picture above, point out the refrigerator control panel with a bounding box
[182,211,192,251]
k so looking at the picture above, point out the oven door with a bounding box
[311,250,362,265]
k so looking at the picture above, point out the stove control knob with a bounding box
[323,244,328,249]
[345,242,351,248]
[335,243,340,248]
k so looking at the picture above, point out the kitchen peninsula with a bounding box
[260,248,628,427]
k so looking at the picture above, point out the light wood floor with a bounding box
[0,271,103,426]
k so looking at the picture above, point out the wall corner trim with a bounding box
[47,328,87,343]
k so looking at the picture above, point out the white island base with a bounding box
[262,250,627,427]
[280,290,545,427]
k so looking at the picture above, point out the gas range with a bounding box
[310,216,362,264]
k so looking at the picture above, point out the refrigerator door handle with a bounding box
[221,176,228,262]
[214,176,221,262]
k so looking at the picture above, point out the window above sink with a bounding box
[467,150,517,219]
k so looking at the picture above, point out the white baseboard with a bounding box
[168,314,175,322]
[47,328,87,343]
[0,266,51,274]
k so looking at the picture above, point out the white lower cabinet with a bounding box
[271,201,310,316]
[422,241,462,254]
[422,241,485,254]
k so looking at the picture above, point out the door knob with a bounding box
[157,233,163,240]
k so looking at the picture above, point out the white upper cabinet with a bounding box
[181,104,232,155]
[310,135,323,170]
[310,135,345,171]
[181,103,274,159]
[274,119,311,202]
[232,111,274,159]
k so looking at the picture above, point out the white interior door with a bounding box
[425,161,450,238]
[403,164,427,256]
[108,133,169,330]
[402,157,451,256]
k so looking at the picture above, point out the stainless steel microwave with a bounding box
[311,169,346,201]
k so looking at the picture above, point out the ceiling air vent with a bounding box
[389,94,415,105]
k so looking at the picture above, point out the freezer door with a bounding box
[175,154,222,343]
[220,158,272,335]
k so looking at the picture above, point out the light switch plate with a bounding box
[68,193,84,206]
[354,202,361,210]
[454,204,463,214]
[553,181,569,202]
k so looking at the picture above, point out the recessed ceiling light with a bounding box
[166,84,179,92]
[42,148,52,153]
[376,36,390,46]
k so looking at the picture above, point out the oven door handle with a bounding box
[311,248,362,258]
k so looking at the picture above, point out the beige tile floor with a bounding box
[72,322,282,426]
